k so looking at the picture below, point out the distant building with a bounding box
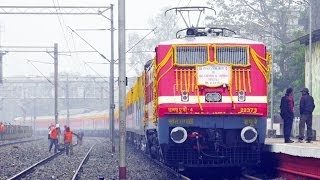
[0,76,113,123]
[297,28,320,134]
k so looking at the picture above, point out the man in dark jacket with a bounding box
[280,88,294,143]
[298,88,315,143]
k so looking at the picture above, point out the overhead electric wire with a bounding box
[52,0,71,56]
[27,59,53,64]
[165,0,192,37]
[125,0,184,76]
[52,0,84,74]
[126,28,156,53]
[27,60,53,85]
[70,31,88,75]
[68,26,110,62]
[84,62,108,83]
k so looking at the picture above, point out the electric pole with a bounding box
[0,52,6,84]
[119,0,127,179]
[54,43,58,125]
[109,4,116,153]
[66,73,70,126]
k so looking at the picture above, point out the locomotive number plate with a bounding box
[238,107,258,114]
[243,118,258,126]
[168,118,194,125]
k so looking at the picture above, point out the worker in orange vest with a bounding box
[48,123,55,146]
[49,124,60,153]
[0,122,6,140]
[63,126,78,156]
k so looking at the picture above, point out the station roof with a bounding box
[290,28,320,45]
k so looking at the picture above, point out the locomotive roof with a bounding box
[158,36,264,45]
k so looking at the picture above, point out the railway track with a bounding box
[6,143,98,180]
[0,138,42,148]
[147,156,191,180]
[8,150,64,180]
[71,144,96,180]
[241,173,263,180]
[127,141,190,179]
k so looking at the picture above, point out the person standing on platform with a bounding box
[280,88,294,143]
[298,88,315,143]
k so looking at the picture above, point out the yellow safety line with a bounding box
[156,48,173,74]
[153,58,158,124]
[212,44,217,63]
[195,86,203,111]
[250,48,271,83]
[184,69,187,92]
[153,47,173,124]
[238,69,241,91]
[247,70,252,93]
[187,69,191,92]
[242,69,246,92]
[175,69,178,91]
[180,69,183,92]
[157,63,173,84]
[229,70,235,109]
[234,69,238,92]
[191,69,195,92]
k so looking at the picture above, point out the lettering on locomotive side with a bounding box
[243,118,258,126]
[168,118,194,125]
[167,106,193,113]
[238,107,258,114]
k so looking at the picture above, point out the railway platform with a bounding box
[263,138,320,179]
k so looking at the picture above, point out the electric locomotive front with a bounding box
[151,27,270,169]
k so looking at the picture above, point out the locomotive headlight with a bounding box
[241,126,258,143]
[205,92,222,102]
[238,90,246,102]
[170,127,188,144]
[186,28,197,36]
[181,90,189,102]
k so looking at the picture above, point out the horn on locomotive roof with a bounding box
[165,6,216,28]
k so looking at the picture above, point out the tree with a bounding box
[206,0,305,117]
[127,32,154,75]
[127,7,182,75]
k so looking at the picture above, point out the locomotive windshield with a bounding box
[175,46,208,65]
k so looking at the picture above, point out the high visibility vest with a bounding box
[50,128,59,139]
[0,125,5,132]
[48,126,55,134]
[64,131,73,143]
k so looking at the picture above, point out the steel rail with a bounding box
[147,155,191,180]
[0,138,42,148]
[241,173,263,180]
[8,143,78,179]
[8,151,64,180]
[71,144,96,180]
[127,139,190,179]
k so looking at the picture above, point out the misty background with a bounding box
[0,0,319,125]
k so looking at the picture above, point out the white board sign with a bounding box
[197,65,231,87]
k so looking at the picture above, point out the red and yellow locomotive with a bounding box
[126,26,271,170]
